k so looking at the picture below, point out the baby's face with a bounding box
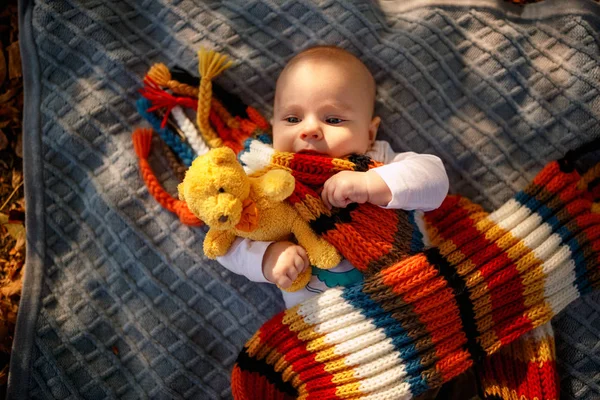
[272,58,379,158]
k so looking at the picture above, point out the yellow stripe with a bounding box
[314,347,338,363]
[331,159,356,171]
[526,303,554,328]
[439,240,458,259]
[456,258,477,278]
[335,382,363,398]
[465,268,485,288]
[281,305,303,325]
[482,382,523,400]
[523,279,546,307]
[306,336,329,352]
[245,331,264,357]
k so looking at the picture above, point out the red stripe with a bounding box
[265,316,338,399]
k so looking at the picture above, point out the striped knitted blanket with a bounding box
[231,153,600,399]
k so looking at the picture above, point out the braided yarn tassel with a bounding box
[231,158,600,400]
[478,322,559,400]
[197,48,232,148]
[132,128,202,227]
[146,63,198,97]
[136,97,196,167]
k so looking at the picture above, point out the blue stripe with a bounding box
[341,284,427,396]
[409,211,425,254]
[514,193,590,294]
[137,97,196,166]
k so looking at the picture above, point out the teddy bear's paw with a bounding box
[203,239,227,259]
[261,169,295,202]
[203,230,235,259]
[309,242,342,270]
[279,265,312,292]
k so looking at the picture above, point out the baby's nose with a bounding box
[300,130,323,140]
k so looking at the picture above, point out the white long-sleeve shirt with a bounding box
[217,140,449,308]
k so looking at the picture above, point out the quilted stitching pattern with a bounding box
[13,0,600,398]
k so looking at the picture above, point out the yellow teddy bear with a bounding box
[178,146,341,292]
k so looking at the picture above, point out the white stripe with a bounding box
[344,338,397,367]
[528,231,562,261]
[507,213,543,241]
[297,287,345,317]
[171,106,209,155]
[544,260,579,298]
[359,381,413,400]
[302,301,357,326]
[547,284,580,315]
[240,139,274,174]
[489,199,530,229]
[357,364,410,393]
[538,245,572,276]
[312,311,368,335]
[315,320,376,346]
[547,267,577,316]
[352,352,402,380]
[334,329,389,355]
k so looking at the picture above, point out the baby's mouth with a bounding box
[297,149,325,155]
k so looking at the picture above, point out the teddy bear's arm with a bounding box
[255,169,295,203]
[203,229,238,259]
[291,217,341,270]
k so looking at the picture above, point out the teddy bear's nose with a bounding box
[219,215,228,223]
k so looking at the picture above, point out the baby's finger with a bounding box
[321,184,332,210]
[286,266,298,282]
[331,187,349,208]
[293,254,307,273]
[296,246,309,265]
[277,276,292,289]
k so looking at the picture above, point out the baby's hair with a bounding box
[278,45,377,114]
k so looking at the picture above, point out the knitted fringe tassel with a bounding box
[478,322,559,400]
[197,48,232,148]
[132,128,202,227]
[231,155,600,400]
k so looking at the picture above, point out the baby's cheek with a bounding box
[273,136,295,153]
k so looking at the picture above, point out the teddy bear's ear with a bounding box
[209,147,236,165]
[177,182,185,202]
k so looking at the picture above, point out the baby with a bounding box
[218,46,449,308]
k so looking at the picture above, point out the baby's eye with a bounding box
[326,117,344,124]
[285,116,300,123]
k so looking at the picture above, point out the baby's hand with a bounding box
[321,170,392,209]
[262,241,309,289]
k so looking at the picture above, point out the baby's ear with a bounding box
[369,116,381,143]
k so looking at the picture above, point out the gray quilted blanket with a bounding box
[11,0,600,398]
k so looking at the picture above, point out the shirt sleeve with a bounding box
[216,237,272,283]
[369,142,449,211]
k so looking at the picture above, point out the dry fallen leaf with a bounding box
[7,41,20,80]
[0,88,15,104]
[0,363,7,385]
[0,278,21,297]
[0,129,6,151]
[11,169,21,189]
[0,214,24,252]
[0,43,6,86]
[14,130,22,158]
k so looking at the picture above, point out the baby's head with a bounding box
[272,46,380,158]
